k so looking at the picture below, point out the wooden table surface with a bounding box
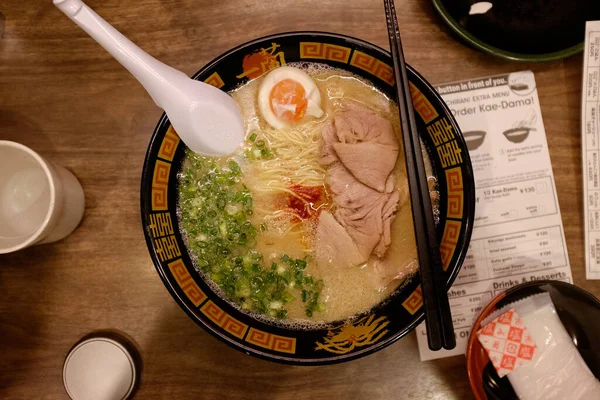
[1,0,598,398]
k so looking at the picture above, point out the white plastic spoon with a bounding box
[54,0,245,156]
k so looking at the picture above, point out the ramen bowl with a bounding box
[141,32,475,364]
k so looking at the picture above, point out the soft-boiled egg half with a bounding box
[258,66,324,129]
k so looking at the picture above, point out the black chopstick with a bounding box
[383,0,456,351]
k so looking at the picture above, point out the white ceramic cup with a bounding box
[0,141,85,254]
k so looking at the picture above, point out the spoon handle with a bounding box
[54,0,186,108]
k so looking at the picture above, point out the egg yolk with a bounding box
[269,79,308,123]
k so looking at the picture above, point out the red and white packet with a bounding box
[476,308,536,377]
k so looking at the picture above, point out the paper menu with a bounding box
[417,71,573,360]
[582,21,600,280]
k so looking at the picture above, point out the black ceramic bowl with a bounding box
[433,0,600,62]
[141,32,475,364]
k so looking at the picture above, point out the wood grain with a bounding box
[0,0,597,398]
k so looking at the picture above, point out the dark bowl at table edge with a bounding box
[432,0,583,62]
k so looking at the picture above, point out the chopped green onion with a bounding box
[228,160,242,175]
[179,149,327,320]
[301,290,309,303]
[260,148,271,158]
[283,292,295,303]
[276,265,287,275]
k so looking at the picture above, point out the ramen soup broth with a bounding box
[178,63,438,325]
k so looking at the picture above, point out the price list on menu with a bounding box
[417,70,573,360]
[583,21,600,280]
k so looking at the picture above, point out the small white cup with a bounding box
[0,141,85,254]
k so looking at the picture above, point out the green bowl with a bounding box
[432,0,584,62]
